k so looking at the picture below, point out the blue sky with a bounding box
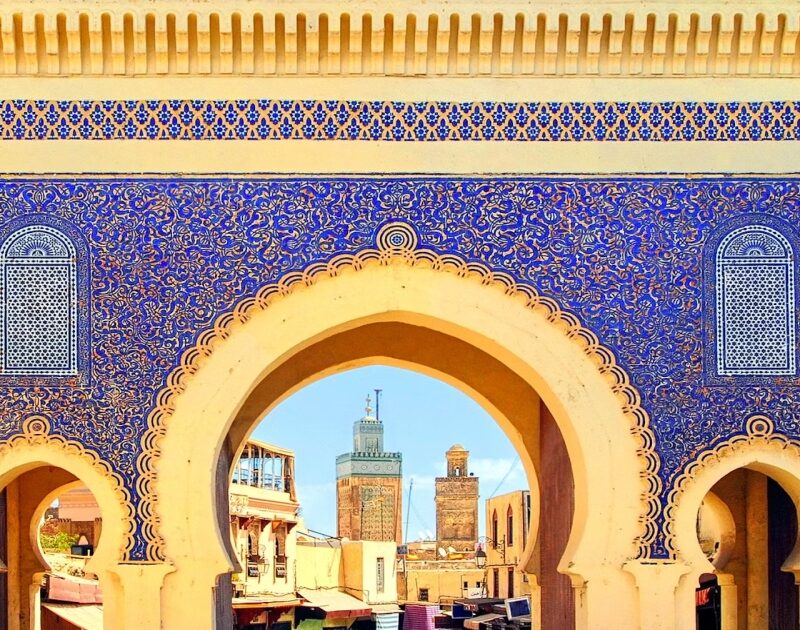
[251,365,528,541]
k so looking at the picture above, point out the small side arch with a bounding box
[0,417,136,628]
[30,479,95,573]
[667,416,800,628]
[0,418,134,569]
[667,415,800,569]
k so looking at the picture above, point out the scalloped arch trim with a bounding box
[138,242,659,561]
[664,414,800,559]
[3,415,135,558]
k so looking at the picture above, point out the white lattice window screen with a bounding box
[376,557,385,593]
[0,226,78,376]
[716,226,796,376]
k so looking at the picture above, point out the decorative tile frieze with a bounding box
[0,100,798,141]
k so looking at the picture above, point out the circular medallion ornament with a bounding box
[22,415,51,436]
[376,222,419,252]
[745,414,774,437]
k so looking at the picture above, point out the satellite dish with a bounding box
[438,547,447,558]
[447,546,456,554]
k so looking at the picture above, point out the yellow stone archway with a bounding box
[668,416,800,630]
[152,250,651,630]
[0,416,140,630]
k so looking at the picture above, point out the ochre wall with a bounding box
[402,564,485,604]
[296,542,342,591]
[539,402,575,630]
[484,490,533,604]
[341,540,398,604]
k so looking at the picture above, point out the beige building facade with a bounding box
[296,537,400,628]
[399,559,485,605]
[228,440,300,601]
[0,2,798,630]
[55,488,101,524]
[484,491,533,601]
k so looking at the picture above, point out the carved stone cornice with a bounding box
[0,1,798,76]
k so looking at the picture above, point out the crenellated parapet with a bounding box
[0,1,798,76]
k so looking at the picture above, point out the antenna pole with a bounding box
[403,477,413,602]
[374,388,382,421]
[404,477,413,545]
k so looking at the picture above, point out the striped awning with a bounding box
[42,603,103,630]
[298,589,372,619]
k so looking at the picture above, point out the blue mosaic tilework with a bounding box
[1,100,799,141]
[0,178,799,559]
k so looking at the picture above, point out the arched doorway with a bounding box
[671,418,800,630]
[155,259,647,630]
[0,421,132,630]
[694,471,799,630]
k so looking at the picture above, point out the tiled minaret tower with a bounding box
[336,395,403,544]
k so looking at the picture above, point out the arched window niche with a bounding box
[705,216,798,383]
[0,216,90,386]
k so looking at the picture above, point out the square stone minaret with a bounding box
[435,444,479,553]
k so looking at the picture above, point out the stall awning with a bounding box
[42,603,103,630]
[46,575,103,605]
[371,604,402,614]
[298,589,372,619]
[232,594,302,610]
[463,613,504,630]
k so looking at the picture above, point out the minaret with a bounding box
[336,395,403,544]
[435,444,479,552]
[352,395,384,453]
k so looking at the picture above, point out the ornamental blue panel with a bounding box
[0,177,796,559]
[0,216,91,387]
